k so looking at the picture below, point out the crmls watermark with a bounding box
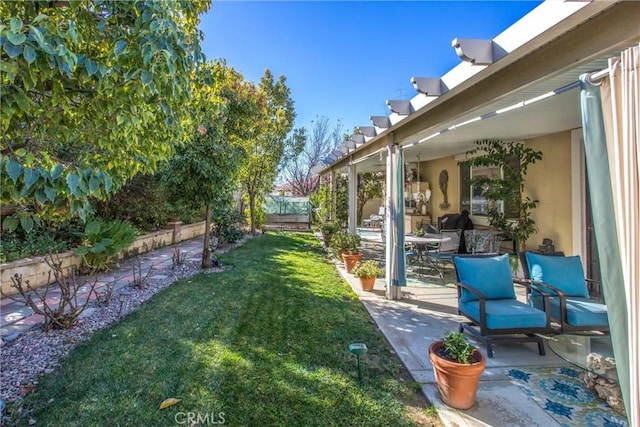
[175,411,225,425]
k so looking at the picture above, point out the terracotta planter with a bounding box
[359,276,376,291]
[342,252,363,273]
[428,341,486,410]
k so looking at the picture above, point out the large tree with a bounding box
[282,116,343,196]
[238,69,296,234]
[0,0,210,231]
[162,61,260,268]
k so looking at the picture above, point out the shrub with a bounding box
[0,219,83,262]
[211,206,244,247]
[74,218,137,272]
[320,221,339,235]
[2,254,99,331]
[93,173,204,231]
[441,331,480,364]
[0,230,68,263]
[93,174,169,232]
[352,260,383,278]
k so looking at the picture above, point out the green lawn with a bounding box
[17,232,437,426]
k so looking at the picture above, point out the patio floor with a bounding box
[346,229,628,426]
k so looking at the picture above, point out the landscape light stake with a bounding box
[349,343,368,383]
[118,288,131,314]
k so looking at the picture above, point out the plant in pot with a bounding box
[341,232,363,273]
[320,221,339,247]
[328,230,349,258]
[352,260,383,291]
[428,331,486,410]
[461,139,543,253]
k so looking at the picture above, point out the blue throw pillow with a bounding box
[525,252,589,298]
[454,254,516,303]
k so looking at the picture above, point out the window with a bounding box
[460,159,519,219]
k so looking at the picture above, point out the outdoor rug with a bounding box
[507,366,628,427]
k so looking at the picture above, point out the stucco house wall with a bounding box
[423,156,461,222]
[525,131,574,253]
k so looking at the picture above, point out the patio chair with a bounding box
[425,229,461,280]
[522,252,609,334]
[452,254,553,357]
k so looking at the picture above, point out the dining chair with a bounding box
[425,229,461,280]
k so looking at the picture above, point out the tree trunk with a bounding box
[249,192,256,235]
[201,203,213,269]
[518,195,527,253]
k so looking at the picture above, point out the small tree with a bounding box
[462,139,542,252]
[162,61,257,268]
[310,176,332,224]
[357,172,384,225]
[282,116,343,196]
[238,70,296,235]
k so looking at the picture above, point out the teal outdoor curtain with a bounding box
[580,71,631,419]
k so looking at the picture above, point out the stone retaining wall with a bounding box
[0,221,206,296]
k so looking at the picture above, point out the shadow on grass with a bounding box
[15,232,423,426]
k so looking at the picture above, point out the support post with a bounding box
[348,163,358,234]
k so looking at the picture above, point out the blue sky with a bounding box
[199,1,542,133]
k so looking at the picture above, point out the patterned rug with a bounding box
[507,366,628,426]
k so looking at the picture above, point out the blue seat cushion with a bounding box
[454,254,516,303]
[525,252,589,298]
[548,297,608,327]
[459,299,548,330]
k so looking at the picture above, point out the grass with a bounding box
[14,232,440,426]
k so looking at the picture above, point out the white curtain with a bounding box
[600,44,639,425]
[384,144,406,300]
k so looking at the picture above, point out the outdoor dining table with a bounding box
[404,233,451,264]
[404,233,450,245]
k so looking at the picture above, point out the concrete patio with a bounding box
[343,230,626,426]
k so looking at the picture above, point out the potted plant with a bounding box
[328,230,350,258]
[352,260,383,291]
[341,232,363,273]
[461,139,543,252]
[320,221,339,247]
[428,331,486,410]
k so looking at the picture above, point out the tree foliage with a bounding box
[0,0,211,230]
[335,174,348,227]
[238,69,296,234]
[161,61,260,268]
[462,139,543,252]
[357,172,384,224]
